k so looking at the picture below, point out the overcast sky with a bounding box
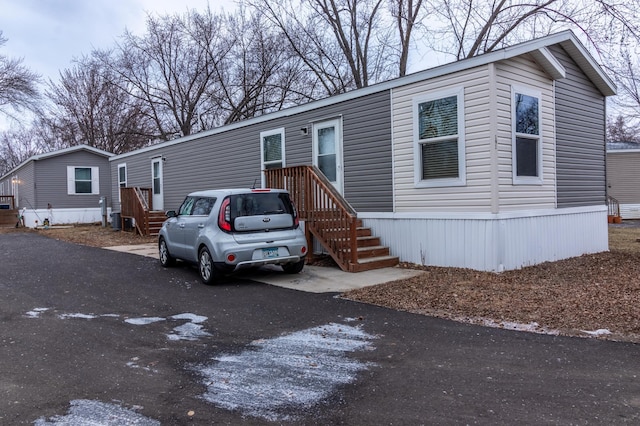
[0,0,235,82]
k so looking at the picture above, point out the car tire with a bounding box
[198,246,218,285]
[158,237,175,267]
[282,259,305,274]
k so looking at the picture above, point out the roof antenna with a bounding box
[251,178,258,189]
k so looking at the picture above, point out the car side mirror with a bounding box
[165,210,177,218]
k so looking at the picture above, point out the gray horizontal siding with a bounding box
[0,162,36,210]
[551,44,607,208]
[34,151,111,209]
[607,151,640,203]
[112,90,393,213]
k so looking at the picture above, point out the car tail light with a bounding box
[227,253,236,262]
[301,246,307,254]
[218,197,231,232]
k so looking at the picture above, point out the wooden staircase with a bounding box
[0,196,18,227]
[265,165,399,272]
[120,187,165,237]
[146,211,166,236]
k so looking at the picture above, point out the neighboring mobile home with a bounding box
[110,30,615,272]
[606,142,640,219]
[0,145,113,227]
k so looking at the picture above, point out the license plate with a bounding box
[262,247,279,259]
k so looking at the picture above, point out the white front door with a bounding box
[152,158,164,211]
[313,118,343,193]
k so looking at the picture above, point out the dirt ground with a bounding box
[2,222,639,343]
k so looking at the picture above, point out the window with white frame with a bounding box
[414,88,465,187]
[512,86,542,184]
[118,163,127,188]
[67,166,99,195]
[117,163,127,201]
[260,128,285,187]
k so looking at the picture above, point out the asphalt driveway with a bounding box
[1,232,639,425]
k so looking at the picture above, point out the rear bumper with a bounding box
[215,255,304,272]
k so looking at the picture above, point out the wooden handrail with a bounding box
[265,165,358,271]
[0,195,15,209]
[120,187,152,236]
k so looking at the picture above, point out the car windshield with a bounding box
[230,193,293,218]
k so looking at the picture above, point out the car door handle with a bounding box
[198,224,205,228]
[179,223,185,228]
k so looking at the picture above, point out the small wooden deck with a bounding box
[0,195,19,227]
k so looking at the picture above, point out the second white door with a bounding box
[313,118,343,194]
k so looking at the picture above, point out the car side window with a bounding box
[178,197,195,216]
[192,197,215,216]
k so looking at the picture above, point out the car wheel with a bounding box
[282,259,305,274]
[158,237,175,267]
[198,247,218,285]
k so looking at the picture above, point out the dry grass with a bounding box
[0,222,156,247]
[2,221,640,342]
[345,224,640,342]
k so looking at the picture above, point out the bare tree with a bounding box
[0,32,41,123]
[390,0,424,76]
[251,0,396,95]
[202,6,313,124]
[423,0,640,60]
[607,115,640,143]
[0,127,43,176]
[107,10,220,140]
[42,54,154,154]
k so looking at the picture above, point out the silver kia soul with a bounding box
[158,188,308,284]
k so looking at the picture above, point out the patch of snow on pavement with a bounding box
[33,399,159,425]
[25,308,49,318]
[168,321,212,341]
[167,313,212,341]
[58,313,98,320]
[26,309,213,342]
[127,357,159,373]
[581,328,612,336]
[170,313,207,323]
[125,317,166,325]
[457,317,561,336]
[194,322,376,422]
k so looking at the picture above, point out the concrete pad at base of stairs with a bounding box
[235,264,423,293]
[102,243,424,293]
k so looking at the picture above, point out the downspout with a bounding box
[553,80,558,209]
[390,88,396,214]
[488,63,504,271]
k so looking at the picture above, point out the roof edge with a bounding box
[110,30,616,161]
[1,144,114,181]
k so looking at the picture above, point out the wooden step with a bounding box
[357,245,390,259]
[356,235,381,247]
[350,255,400,272]
[0,210,18,226]
[146,211,166,236]
[342,245,390,259]
[322,226,372,239]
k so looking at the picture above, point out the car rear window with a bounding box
[230,193,294,218]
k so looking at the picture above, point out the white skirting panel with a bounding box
[620,204,640,219]
[21,207,112,228]
[359,206,608,272]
